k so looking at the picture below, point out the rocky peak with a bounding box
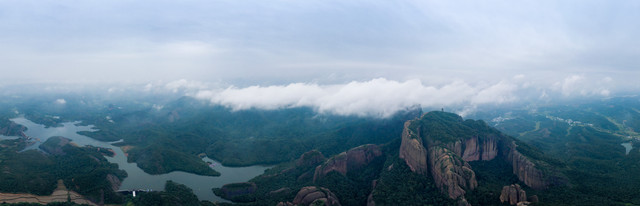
[398,111,557,204]
[499,184,528,205]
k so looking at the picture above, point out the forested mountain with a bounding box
[2,95,640,205]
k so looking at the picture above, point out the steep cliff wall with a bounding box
[428,146,477,199]
[399,112,551,204]
[461,136,498,161]
[504,142,547,190]
[399,121,428,174]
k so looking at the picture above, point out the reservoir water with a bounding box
[622,142,633,155]
[10,117,270,202]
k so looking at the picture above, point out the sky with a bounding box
[1,0,639,116]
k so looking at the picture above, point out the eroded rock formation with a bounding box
[461,136,498,161]
[505,142,547,190]
[500,184,528,205]
[399,121,429,174]
[428,146,477,199]
[399,112,551,203]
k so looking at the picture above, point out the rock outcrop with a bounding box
[505,142,547,190]
[428,146,477,199]
[399,121,429,174]
[281,186,341,206]
[461,136,498,161]
[313,144,383,182]
[500,184,528,205]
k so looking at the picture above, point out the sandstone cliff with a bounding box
[428,146,477,199]
[313,144,383,182]
[399,121,428,174]
[398,111,552,203]
[504,142,547,190]
[500,184,528,205]
[461,136,498,161]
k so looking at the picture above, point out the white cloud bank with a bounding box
[190,76,613,118]
[55,98,66,105]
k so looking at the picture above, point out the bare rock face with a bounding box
[399,112,552,204]
[505,142,547,190]
[500,184,528,205]
[461,137,499,161]
[291,186,341,206]
[313,144,383,182]
[429,146,478,199]
[399,121,429,174]
[461,137,480,161]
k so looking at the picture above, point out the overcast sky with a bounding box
[1,0,639,116]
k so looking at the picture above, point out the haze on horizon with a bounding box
[1,0,638,117]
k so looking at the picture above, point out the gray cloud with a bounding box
[0,0,638,115]
[0,0,638,86]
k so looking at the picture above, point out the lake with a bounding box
[622,142,633,155]
[11,117,269,202]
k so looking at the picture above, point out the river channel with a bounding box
[10,117,270,202]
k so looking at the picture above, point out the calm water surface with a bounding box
[622,142,633,155]
[11,117,269,202]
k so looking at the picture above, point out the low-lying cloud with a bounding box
[189,75,613,118]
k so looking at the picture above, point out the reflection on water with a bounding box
[11,117,270,202]
[622,142,633,155]
[0,135,20,140]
